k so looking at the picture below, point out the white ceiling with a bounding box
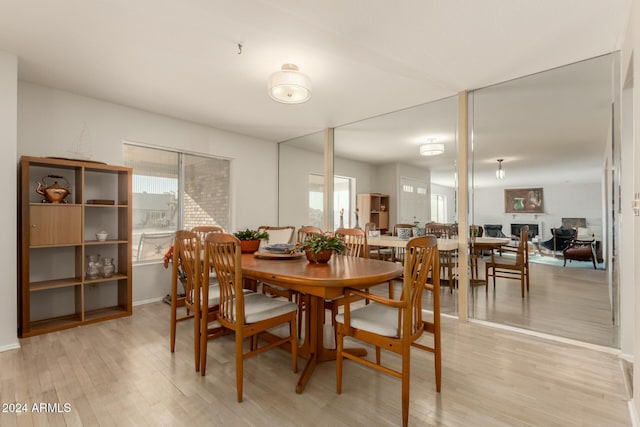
[0,0,631,186]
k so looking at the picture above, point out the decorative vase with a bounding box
[86,254,101,279]
[305,249,332,264]
[339,215,344,229]
[101,258,115,278]
[240,239,261,253]
[513,197,525,210]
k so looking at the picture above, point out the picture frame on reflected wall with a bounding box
[504,188,544,213]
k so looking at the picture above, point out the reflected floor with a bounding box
[420,256,618,348]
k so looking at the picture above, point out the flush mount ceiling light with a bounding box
[419,143,444,156]
[268,63,312,104]
[496,158,505,179]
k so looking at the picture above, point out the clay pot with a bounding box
[240,239,261,253]
[305,249,332,264]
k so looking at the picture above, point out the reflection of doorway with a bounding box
[399,177,429,224]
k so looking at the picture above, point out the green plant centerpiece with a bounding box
[301,232,346,263]
[233,228,269,253]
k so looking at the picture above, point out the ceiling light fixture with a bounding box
[496,159,505,179]
[268,63,312,104]
[419,142,444,156]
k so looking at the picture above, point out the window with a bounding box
[431,194,447,223]
[308,173,356,230]
[123,144,230,263]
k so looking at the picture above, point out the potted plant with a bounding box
[233,228,269,253]
[301,232,346,263]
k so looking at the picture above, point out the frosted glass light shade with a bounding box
[268,64,312,104]
[419,143,444,156]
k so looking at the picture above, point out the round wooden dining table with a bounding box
[241,253,403,393]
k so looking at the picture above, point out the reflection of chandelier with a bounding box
[419,139,444,156]
[496,159,505,179]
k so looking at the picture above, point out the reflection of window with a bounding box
[308,173,356,230]
[417,187,427,195]
[402,184,414,193]
[431,194,447,223]
[124,144,230,263]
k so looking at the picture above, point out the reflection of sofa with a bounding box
[539,227,577,254]
[483,224,507,238]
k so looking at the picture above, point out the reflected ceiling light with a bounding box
[419,142,444,156]
[496,159,505,179]
[268,63,312,104]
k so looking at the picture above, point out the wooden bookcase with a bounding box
[357,193,390,233]
[19,156,133,337]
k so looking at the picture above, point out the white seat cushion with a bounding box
[198,285,252,308]
[242,293,297,324]
[335,303,399,337]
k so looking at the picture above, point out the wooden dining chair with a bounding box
[258,225,297,300]
[202,233,298,399]
[191,225,224,242]
[365,222,393,261]
[324,228,371,344]
[297,225,323,243]
[336,235,441,427]
[485,226,530,297]
[169,230,203,371]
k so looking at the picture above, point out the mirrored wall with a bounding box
[277,53,621,347]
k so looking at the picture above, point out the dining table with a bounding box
[241,253,403,394]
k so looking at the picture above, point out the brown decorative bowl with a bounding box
[240,239,261,253]
[305,250,332,264]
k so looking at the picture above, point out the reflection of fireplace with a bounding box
[510,223,539,240]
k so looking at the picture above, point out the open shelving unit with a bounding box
[19,156,132,337]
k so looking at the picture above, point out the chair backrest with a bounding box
[203,233,244,327]
[137,231,175,262]
[335,228,368,258]
[403,236,439,338]
[470,225,483,237]
[173,230,201,309]
[364,222,377,232]
[257,226,295,247]
[297,226,323,244]
[191,225,224,242]
[515,226,529,266]
[425,222,450,238]
[394,224,415,237]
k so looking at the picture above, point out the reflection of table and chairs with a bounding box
[485,227,530,297]
[367,235,511,292]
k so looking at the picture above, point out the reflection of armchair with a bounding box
[483,224,507,238]
[137,231,175,262]
[538,227,576,255]
[563,239,598,269]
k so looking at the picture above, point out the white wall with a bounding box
[278,144,324,228]
[473,182,603,240]
[620,0,639,419]
[0,52,18,351]
[17,82,278,306]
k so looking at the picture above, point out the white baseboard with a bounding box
[629,399,640,427]
[0,341,21,353]
[133,296,164,306]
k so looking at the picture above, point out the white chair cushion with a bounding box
[198,285,252,308]
[242,293,297,324]
[335,303,399,337]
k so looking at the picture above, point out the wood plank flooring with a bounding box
[0,301,630,426]
[429,255,618,348]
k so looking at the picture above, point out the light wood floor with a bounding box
[0,302,630,426]
[428,255,618,348]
